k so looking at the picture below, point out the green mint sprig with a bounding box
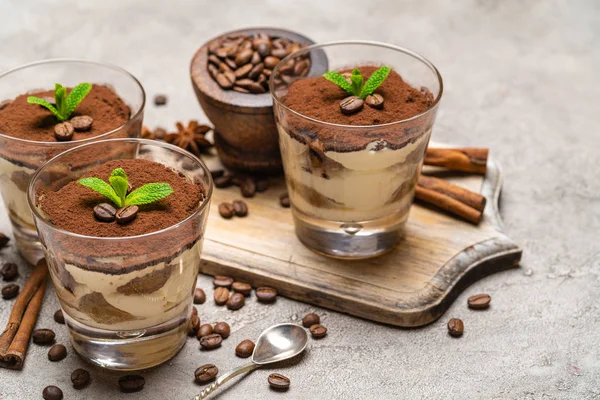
[323,66,391,99]
[78,167,173,208]
[27,82,92,121]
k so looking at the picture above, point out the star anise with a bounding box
[164,121,213,156]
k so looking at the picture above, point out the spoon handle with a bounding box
[194,362,259,399]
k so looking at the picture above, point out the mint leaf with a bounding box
[125,183,174,206]
[110,168,128,180]
[65,83,92,119]
[350,68,364,97]
[54,83,67,119]
[26,97,63,120]
[109,176,128,205]
[359,66,391,98]
[322,71,353,94]
[78,177,122,207]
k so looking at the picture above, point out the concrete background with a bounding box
[1,0,599,398]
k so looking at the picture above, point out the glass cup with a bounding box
[28,139,213,370]
[0,59,145,265]
[270,41,443,259]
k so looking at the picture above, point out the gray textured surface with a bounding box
[1,0,599,398]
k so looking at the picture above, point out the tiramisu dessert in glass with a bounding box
[270,41,443,259]
[28,138,212,370]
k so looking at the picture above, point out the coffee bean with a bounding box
[0,233,9,249]
[264,56,280,70]
[54,122,74,141]
[340,96,364,115]
[256,287,277,303]
[42,385,63,400]
[213,287,230,305]
[93,203,116,222]
[309,324,327,339]
[365,93,384,109]
[199,333,223,350]
[268,373,290,390]
[213,275,234,288]
[468,293,491,310]
[225,58,237,70]
[213,322,230,338]
[210,169,225,179]
[71,368,91,389]
[232,200,248,217]
[232,281,251,296]
[227,293,245,310]
[32,329,55,344]
[119,375,145,393]
[235,339,255,358]
[272,48,289,59]
[216,73,234,89]
[233,86,250,93]
[70,115,94,131]
[302,313,320,328]
[208,54,221,66]
[447,318,464,337]
[48,344,67,361]
[54,309,65,324]
[1,263,18,281]
[235,49,254,66]
[197,324,213,338]
[188,315,201,336]
[192,306,198,316]
[208,64,219,79]
[1,284,19,299]
[256,42,271,58]
[195,364,218,383]
[248,63,264,80]
[116,205,138,225]
[262,68,272,78]
[234,63,253,79]
[214,47,230,59]
[191,288,205,305]
[248,82,266,94]
[279,193,290,208]
[218,202,235,219]
[214,175,233,188]
[240,178,256,198]
[255,178,269,192]
[235,79,255,90]
[250,51,262,65]
[294,60,310,77]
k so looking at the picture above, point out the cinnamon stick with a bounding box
[424,148,489,174]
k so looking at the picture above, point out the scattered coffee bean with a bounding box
[32,329,55,344]
[214,175,233,188]
[268,373,290,390]
[154,94,168,106]
[255,178,269,192]
[309,324,327,339]
[194,288,206,304]
[213,275,234,288]
[468,293,491,310]
[119,375,145,393]
[365,93,384,109]
[71,368,91,389]
[255,287,277,303]
[69,115,94,131]
[48,344,67,361]
[279,193,290,208]
[195,364,219,383]
[447,318,464,337]
[227,293,245,310]
[302,313,320,328]
[213,287,230,305]
[240,178,256,198]
[54,122,74,141]
[93,203,116,222]
[116,205,138,225]
[192,306,198,316]
[340,96,364,115]
[197,322,214,339]
[232,200,248,217]
[232,281,252,296]
[213,322,230,338]
[1,263,18,281]
[210,169,225,179]
[1,284,19,299]
[42,385,63,400]
[53,309,65,324]
[188,315,201,336]
[199,333,223,350]
[0,233,9,248]
[235,339,255,358]
[218,202,235,219]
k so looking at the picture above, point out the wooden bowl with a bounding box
[190,27,326,174]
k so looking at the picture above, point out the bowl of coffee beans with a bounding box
[190,27,327,174]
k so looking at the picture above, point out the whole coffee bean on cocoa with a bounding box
[227,293,245,310]
[213,322,230,338]
[256,287,277,303]
[447,318,464,337]
[32,329,55,344]
[365,93,384,109]
[302,313,320,328]
[0,233,9,248]
[119,375,145,393]
[197,324,214,338]
[213,287,230,305]
[54,122,74,141]
[154,94,168,106]
[71,368,91,389]
[214,175,233,188]
[268,373,290,390]
[199,333,223,350]
[195,364,218,383]
[232,281,252,296]
[235,339,255,358]
[194,288,206,304]
[53,309,65,324]
[468,293,491,310]
[1,262,18,281]
[232,200,248,217]
[309,324,327,339]
[93,203,116,222]
[48,344,67,361]
[340,96,364,115]
[1,284,19,299]
[279,193,290,208]
[69,115,94,131]
[115,205,138,225]
[218,202,235,219]
[213,275,234,288]
[188,315,201,336]
[42,385,63,400]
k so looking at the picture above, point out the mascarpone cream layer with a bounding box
[0,157,35,226]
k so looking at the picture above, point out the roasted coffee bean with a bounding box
[213,287,230,305]
[227,293,245,310]
[252,37,269,49]
[288,43,302,54]
[197,324,213,338]
[213,275,234,288]
[251,51,262,65]
[116,205,138,225]
[199,333,223,349]
[216,73,234,89]
[235,339,255,358]
[309,324,327,339]
[240,178,256,198]
[232,200,248,217]
[192,306,198,316]
[71,368,91,389]
[234,63,253,79]
[208,64,219,79]
[0,233,9,248]
[214,47,230,59]
[248,63,264,80]
[262,68,272,78]
[294,59,310,77]
[268,373,290,390]
[256,287,277,303]
[69,115,94,131]
[233,86,250,94]
[214,174,233,188]
[302,313,320,328]
[119,375,145,393]
[213,322,230,338]
[340,96,364,115]
[194,288,206,304]
[93,203,116,222]
[224,70,236,85]
[218,61,232,73]
[264,56,280,70]
[225,58,237,70]
[272,48,289,59]
[468,293,491,310]
[255,178,268,192]
[1,263,18,281]
[1,284,19,299]
[365,93,384,109]
[188,315,201,336]
[42,385,63,400]
[256,42,271,58]
[48,344,67,361]
[208,54,221,66]
[210,169,225,179]
[54,122,74,141]
[279,193,290,208]
[195,364,218,383]
[235,79,255,90]
[235,49,254,66]
[248,82,266,94]
[232,281,251,296]
[218,202,235,219]
[54,309,65,324]
[32,329,55,344]
[447,318,464,337]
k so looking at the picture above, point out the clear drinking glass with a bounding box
[28,139,213,370]
[0,59,145,265]
[270,41,443,259]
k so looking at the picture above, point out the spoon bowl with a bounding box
[252,323,308,364]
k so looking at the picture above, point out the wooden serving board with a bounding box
[199,149,522,327]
